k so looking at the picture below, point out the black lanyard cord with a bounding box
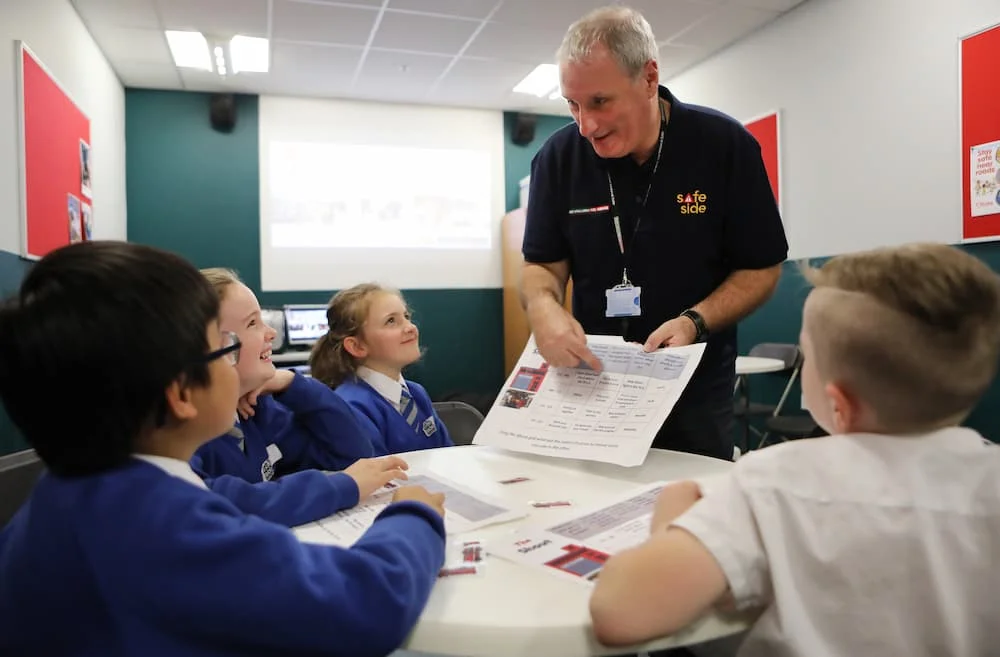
[606,100,667,286]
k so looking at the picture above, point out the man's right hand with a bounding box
[527,296,603,371]
[393,485,446,517]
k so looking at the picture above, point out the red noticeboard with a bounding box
[16,41,92,259]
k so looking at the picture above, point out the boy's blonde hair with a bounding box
[309,283,404,389]
[201,268,242,300]
[802,243,1000,433]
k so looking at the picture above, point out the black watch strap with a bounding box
[680,309,709,342]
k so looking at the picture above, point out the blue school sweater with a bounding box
[335,377,454,456]
[197,467,359,527]
[0,459,446,657]
[195,373,375,482]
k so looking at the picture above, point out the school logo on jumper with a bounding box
[676,190,707,214]
[568,204,610,215]
[260,459,275,481]
[422,417,437,437]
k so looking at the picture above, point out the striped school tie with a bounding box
[399,386,420,429]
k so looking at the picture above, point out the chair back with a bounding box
[0,449,44,527]
[432,401,485,446]
[748,342,801,370]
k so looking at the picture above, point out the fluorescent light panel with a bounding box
[513,64,558,98]
[230,35,269,73]
[165,31,270,75]
[165,30,211,71]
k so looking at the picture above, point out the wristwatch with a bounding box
[680,309,709,343]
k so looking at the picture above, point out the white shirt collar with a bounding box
[134,454,209,490]
[357,366,407,412]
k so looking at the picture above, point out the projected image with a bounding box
[267,142,493,250]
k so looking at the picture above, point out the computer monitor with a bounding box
[283,304,329,348]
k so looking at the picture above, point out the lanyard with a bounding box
[607,100,667,286]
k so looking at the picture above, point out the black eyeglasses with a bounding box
[205,331,241,365]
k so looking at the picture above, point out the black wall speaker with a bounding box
[209,93,237,133]
[511,113,537,146]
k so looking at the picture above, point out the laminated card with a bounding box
[473,335,705,466]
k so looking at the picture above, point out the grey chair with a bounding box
[731,343,802,449]
[0,449,44,527]
[432,401,485,446]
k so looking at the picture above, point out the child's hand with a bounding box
[650,480,702,533]
[343,455,409,498]
[237,370,295,419]
[392,485,446,518]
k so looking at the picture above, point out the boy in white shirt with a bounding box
[590,242,1000,657]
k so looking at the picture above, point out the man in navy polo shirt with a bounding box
[520,5,788,461]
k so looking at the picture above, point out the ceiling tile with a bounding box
[437,57,535,99]
[86,25,172,66]
[269,42,362,91]
[355,50,452,102]
[154,0,268,37]
[626,0,720,43]
[733,0,805,11]
[71,0,161,30]
[463,21,564,63]
[113,62,183,89]
[272,1,379,46]
[489,0,607,28]
[658,43,709,79]
[387,0,497,20]
[296,0,385,7]
[370,12,480,55]
[358,50,451,85]
[177,68,231,93]
[670,5,778,50]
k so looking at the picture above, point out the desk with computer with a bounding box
[264,304,329,375]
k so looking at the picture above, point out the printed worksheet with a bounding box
[488,483,668,585]
[313,472,526,546]
[473,335,706,466]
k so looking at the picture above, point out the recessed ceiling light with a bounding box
[230,35,269,74]
[164,30,212,71]
[513,64,558,98]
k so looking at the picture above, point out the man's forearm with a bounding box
[520,261,570,311]
[691,265,781,331]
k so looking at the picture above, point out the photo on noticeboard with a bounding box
[80,139,92,200]
[81,202,93,241]
[67,193,81,243]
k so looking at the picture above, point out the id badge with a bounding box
[605,284,642,318]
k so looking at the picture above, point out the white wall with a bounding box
[0,0,126,255]
[667,0,999,259]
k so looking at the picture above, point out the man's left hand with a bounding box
[643,316,697,352]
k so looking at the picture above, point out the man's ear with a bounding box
[343,336,367,360]
[164,378,199,422]
[644,59,659,96]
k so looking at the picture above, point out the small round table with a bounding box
[295,445,752,657]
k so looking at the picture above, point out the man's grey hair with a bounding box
[556,5,659,78]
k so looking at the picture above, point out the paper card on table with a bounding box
[489,482,669,586]
[472,334,706,466]
[314,472,527,546]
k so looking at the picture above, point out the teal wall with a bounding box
[0,250,32,455]
[503,112,572,212]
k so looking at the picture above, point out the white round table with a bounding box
[295,445,752,657]
[735,356,785,375]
